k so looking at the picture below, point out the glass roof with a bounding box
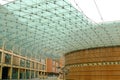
[0,0,120,59]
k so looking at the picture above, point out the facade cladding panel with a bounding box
[65,47,120,80]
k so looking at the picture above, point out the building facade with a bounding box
[46,58,59,77]
[0,48,46,80]
[65,46,120,80]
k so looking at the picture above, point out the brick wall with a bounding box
[46,58,53,72]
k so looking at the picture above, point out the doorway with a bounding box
[2,67,9,79]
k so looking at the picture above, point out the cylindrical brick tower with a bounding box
[65,47,120,80]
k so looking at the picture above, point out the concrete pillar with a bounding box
[0,41,5,79]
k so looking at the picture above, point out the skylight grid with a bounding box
[0,0,120,59]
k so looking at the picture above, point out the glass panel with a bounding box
[0,0,120,59]
[20,59,25,67]
[12,68,18,79]
[5,53,11,64]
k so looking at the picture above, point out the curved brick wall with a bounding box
[65,47,120,80]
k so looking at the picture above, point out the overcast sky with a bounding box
[69,0,120,23]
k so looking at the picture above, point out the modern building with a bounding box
[0,49,46,79]
[0,0,120,80]
[46,58,59,77]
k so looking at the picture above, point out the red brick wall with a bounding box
[46,58,53,72]
[46,58,59,73]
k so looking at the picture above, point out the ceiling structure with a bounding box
[0,0,120,59]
